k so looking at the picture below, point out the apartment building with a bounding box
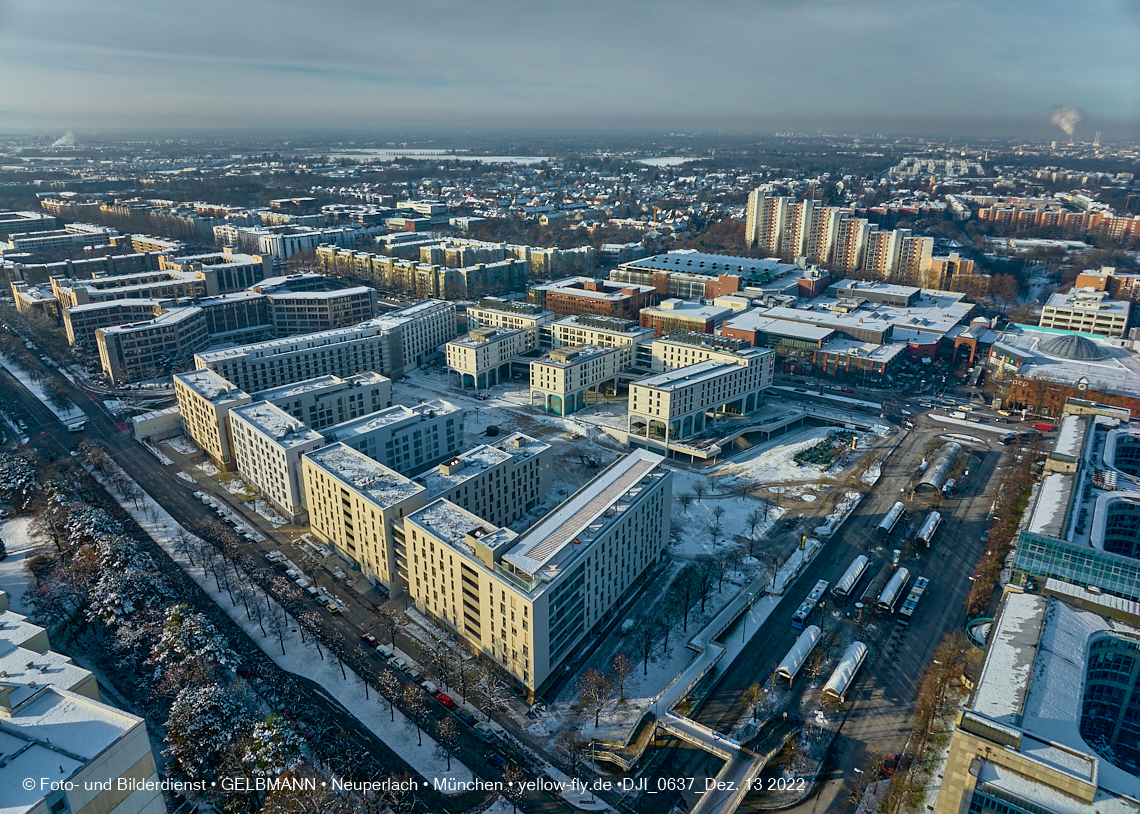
[862,227,901,279]
[744,187,787,254]
[302,443,427,591]
[5,223,117,252]
[10,282,60,322]
[550,314,654,370]
[194,300,455,392]
[833,217,871,274]
[805,205,847,264]
[1075,266,1140,328]
[258,371,392,430]
[529,276,656,320]
[628,348,774,452]
[415,433,553,529]
[895,234,934,282]
[1039,289,1131,338]
[230,402,325,523]
[402,449,671,698]
[530,345,627,416]
[265,286,378,334]
[1,249,167,286]
[466,297,555,348]
[639,298,733,337]
[934,589,1140,814]
[97,307,210,384]
[446,327,530,390]
[320,399,463,476]
[0,209,56,237]
[0,590,167,814]
[649,331,754,372]
[173,369,254,469]
[214,223,360,260]
[196,290,274,345]
[157,250,270,291]
[303,432,550,592]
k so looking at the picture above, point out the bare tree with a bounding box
[658,598,680,655]
[266,603,288,655]
[742,681,764,721]
[694,555,718,612]
[737,479,753,501]
[672,565,699,632]
[402,684,428,746]
[631,616,659,676]
[566,731,591,779]
[746,507,764,538]
[578,668,614,728]
[376,605,404,647]
[678,492,694,514]
[712,504,726,524]
[502,763,527,813]
[435,717,460,771]
[693,481,707,503]
[707,519,722,547]
[377,669,401,722]
[611,653,635,702]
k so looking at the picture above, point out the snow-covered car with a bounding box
[361,633,378,648]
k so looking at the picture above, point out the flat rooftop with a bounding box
[721,310,837,342]
[231,402,324,447]
[418,444,513,496]
[990,325,1140,397]
[305,443,424,508]
[175,368,250,402]
[621,251,799,278]
[266,286,374,301]
[99,306,201,334]
[634,358,749,391]
[1046,289,1130,315]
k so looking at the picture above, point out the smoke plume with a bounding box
[1049,107,1084,137]
[50,130,76,148]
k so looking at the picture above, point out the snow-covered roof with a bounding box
[323,400,458,442]
[1028,473,1073,538]
[0,643,93,708]
[304,443,424,509]
[971,591,1047,726]
[0,687,144,814]
[634,359,746,391]
[231,402,323,448]
[175,368,250,402]
[1054,414,1088,460]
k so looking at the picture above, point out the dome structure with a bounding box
[1038,333,1107,362]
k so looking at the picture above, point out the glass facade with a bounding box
[1012,531,1140,602]
[969,787,1055,814]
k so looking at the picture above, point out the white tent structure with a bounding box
[821,641,869,703]
[775,624,821,686]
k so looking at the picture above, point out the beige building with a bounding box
[628,347,774,454]
[321,399,463,476]
[230,402,325,522]
[529,345,627,416]
[446,327,530,390]
[174,369,254,469]
[303,432,551,592]
[1039,289,1131,338]
[257,371,392,430]
[466,297,555,348]
[649,330,755,372]
[403,449,671,698]
[0,590,167,814]
[934,589,1140,814]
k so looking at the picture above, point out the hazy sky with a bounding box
[1,0,1138,140]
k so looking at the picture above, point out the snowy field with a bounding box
[164,435,201,456]
[0,515,40,614]
[713,426,852,486]
[0,353,87,426]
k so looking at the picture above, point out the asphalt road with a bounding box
[1,361,572,814]
[630,392,1007,814]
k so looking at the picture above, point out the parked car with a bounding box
[390,657,408,671]
[434,692,456,709]
[361,633,379,648]
[474,722,497,742]
[323,602,341,614]
[485,753,506,769]
[453,707,476,726]
[841,387,854,394]
[421,681,438,695]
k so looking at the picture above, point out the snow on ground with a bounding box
[860,463,882,486]
[713,426,844,485]
[252,499,287,528]
[0,516,42,614]
[814,492,862,538]
[89,463,475,790]
[221,477,252,497]
[0,353,87,425]
[144,443,174,466]
[929,414,1010,434]
[175,471,195,484]
[102,400,127,415]
[668,466,784,559]
[164,435,200,456]
[195,461,221,477]
[940,433,989,447]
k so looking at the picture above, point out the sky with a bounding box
[1,0,1138,140]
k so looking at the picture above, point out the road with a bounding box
[0,360,573,814]
[630,390,1007,814]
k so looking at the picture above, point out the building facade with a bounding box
[230,402,325,522]
[530,345,627,415]
[446,327,530,390]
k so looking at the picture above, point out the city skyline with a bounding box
[0,0,1138,139]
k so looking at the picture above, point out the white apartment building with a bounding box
[258,371,392,430]
[0,590,167,814]
[5,223,117,252]
[97,306,210,385]
[530,345,627,416]
[550,313,654,368]
[1039,289,1131,338]
[303,443,427,591]
[230,402,325,523]
[466,297,555,348]
[833,217,871,274]
[303,432,551,593]
[195,300,456,392]
[321,400,463,475]
[628,347,774,453]
[446,327,530,390]
[745,188,787,254]
[649,330,755,372]
[403,449,671,698]
[173,369,254,469]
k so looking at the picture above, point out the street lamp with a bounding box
[853,767,864,775]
